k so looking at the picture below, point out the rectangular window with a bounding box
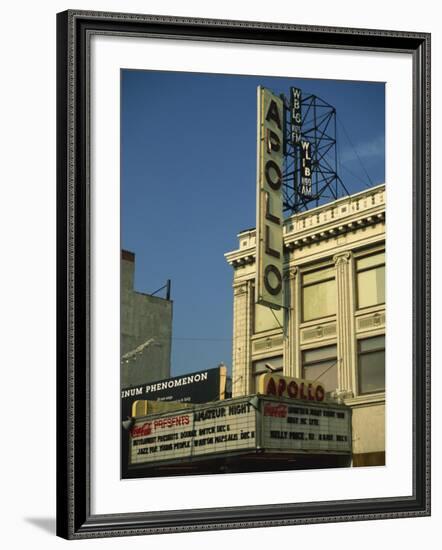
[302,344,337,392]
[302,267,336,321]
[356,252,385,309]
[358,335,385,394]
[254,302,283,333]
[253,355,283,392]
[253,355,284,376]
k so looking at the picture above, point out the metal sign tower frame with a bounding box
[281,90,350,214]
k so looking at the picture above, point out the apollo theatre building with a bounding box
[225,124,385,467]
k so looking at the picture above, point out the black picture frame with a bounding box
[56,10,431,540]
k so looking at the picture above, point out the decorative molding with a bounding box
[344,393,386,407]
[357,312,386,332]
[333,250,355,393]
[285,211,385,251]
[284,267,298,280]
[232,255,255,268]
[301,323,337,342]
[253,335,284,352]
[234,284,248,296]
[333,251,352,266]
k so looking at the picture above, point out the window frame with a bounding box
[301,265,337,322]
[355,251,385,311]
[357,334,386,396]
[301,343,338,392]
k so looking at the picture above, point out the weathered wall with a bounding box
[121,252,172,387]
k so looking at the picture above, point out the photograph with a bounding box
[55,9,430,538]
[1,0,438,546]
[119,70,386,479]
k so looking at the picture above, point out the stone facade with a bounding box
[225,184,386,465]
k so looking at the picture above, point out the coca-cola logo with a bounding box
[263,403,288,417]
[130,422,152,438]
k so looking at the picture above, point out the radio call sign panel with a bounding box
[301,140,313,197]
[255,86,284,310]
[290,87,302,144]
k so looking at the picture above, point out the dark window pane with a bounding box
[303,361,337,392]
[303,345,337,363]
[359,350,385,394]
[253,356,283,375]
[359,335,385,353]
[302,345,337,392]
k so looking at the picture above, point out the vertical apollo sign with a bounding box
[256,87,284,310]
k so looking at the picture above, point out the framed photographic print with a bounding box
[56,10,430,539]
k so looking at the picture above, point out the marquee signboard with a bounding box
[262,399,351,454]
[128,395,351,469]
[121,366,228,476]
[255,86,284,310]
[130,399,256,466]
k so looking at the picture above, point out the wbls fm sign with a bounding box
[255,86,284,310]
[290,87,313,198]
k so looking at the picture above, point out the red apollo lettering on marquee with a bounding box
[315,385,325,402]
[287,380,298,398]
[300,382,306,399]
[264,376,325,402]
[266,377,277,396]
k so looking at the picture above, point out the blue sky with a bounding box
[121,70,385,377]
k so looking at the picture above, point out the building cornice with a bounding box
[225,184,385,268]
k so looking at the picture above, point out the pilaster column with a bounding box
[231,279,254,397]
[333,252,355,394]
[283,267,299,378]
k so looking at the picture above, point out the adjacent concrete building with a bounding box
[121,250,172,387]
[225,184,386,467]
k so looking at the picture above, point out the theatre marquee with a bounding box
[128,395,351,469]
